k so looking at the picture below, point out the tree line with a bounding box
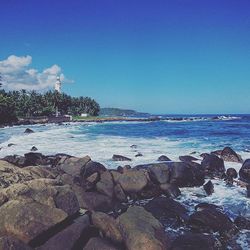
[0,89,100,124]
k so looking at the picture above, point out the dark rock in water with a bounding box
[148,163,171,184]
[189,208,235,234]
[37,215,90,250]
[24,128,34,133]
[0,235,31,250]
[117,206,168,250]
[7,143,15,147]
[160,183,181,198]
[112,154,132,161]
[239,159,250,183]
[195,203,222,211]
[144,197,188,223]
[203,180,214,196]
[170,232,221,250]
[179,155,199,163]
[157,155,171,161]
[30,146,38,151]
[116,169,148,194]
[226,168,238,179]
[24,152,49,166]
[84,237,119,250]
[96,171,114,198]
[247,184,250,198]
[130,144,137,149]
[91,212,123,243]
[234,216,250,230]
[211,150,222,156]
[200,153,210,158]
[169,162,205,187]
[135,153,143,157]
[3,155,26,167]
[201,154,225,177]
[221,147,243,163]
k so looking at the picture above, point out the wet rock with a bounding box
[203,180,214,196]
[158,155,171,162]
[82,160,107,180]
[160,183,181,198]
[84,237,119,250]
[195,203,222,211]
[247,184,250,198]
[112,154,132,161]
[138,182,162,199]
[81,191,113,212]
[211,150,222,156]
[179,155,198,163]
[201,154,225,177]
[85,172,99,190]
[7,143,15,147]
[91,212,123,243]
[189,208,235,234]
[2,155,26,167]
[130,144,137,149]
[226,168,238,179]
[57,155,91,178]
[234,216,250,230]
[96,171,114,198]
[24,152,49,166]
[0,200,67,243]
[114,184,127,202]
[144,197,188,223]
[135,153,143,157]
[169,162,205,187]
[148,163,170,184]
[200,153,210,158]
[170,232,221,250]
[239,159,250,183]
[117,206,168,250]
[116,169,148,194]
[24,128,34,133]
[30,146,38,151]
[0,235,31,250]
[37,215,90,250]
[221,147,243,163]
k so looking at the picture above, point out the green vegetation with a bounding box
[0,89,100,125]
[100,107,149,117]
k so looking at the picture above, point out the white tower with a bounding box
[55,76,61,93]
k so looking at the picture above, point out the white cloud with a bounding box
[0,55,73,91]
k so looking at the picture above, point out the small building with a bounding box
[80,113,89,117]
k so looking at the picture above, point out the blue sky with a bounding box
[1,0,250,114]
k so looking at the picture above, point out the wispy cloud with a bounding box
[0,55,73,91]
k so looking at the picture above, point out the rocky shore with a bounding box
[0,147,249,249]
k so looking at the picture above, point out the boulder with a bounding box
[179,155,198,163]
[158,155,171,162]
[144,197,188,223]
[84,237,119,250]
[0,200,67,243]
[0,235,31,250]
[226,168,238,179]
[160,183,181,198]
[195,203,222,212]
[117,206,168,250]
[116,169,148,194]
[148,163,170,184]
[135,153,143,157]
[239,159,250,183]
[3,155,27,167]
[247,184,250,198]
[114,184,127,202]
[24,152,49,166]
[91,212,123,243]
[96,171,114,198]
[112,155,132,161]
[24,128,34,133]
[169,162,204,187]
[30,146,38,151]
[170,232,221,250]
[189,208,235,234]
[221,147,243,163]
[37,215,90,250]
[8,143,15,147]
[234,216,250,230]
[82,160,107,180]
[203,180,214,196]
[201,154,225,177]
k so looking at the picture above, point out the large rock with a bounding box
[234,216,250,230]
[84,237,119,250]
[96,171,114,198]
[112,154,132,161]
[201,154,225,177]
[160,183,181,198]
[203,180,214,196]
[157,155,171,162]
[24,128,34,133]
[170,233,221,250]
[37,215,90,250]
[0,200,67,243]
[169,162,204,187]
[148,163,171,184]
[221,147,243,163]
[117,206,168,250]
[239,159,250,183]
[116,169,148,194]
[0,235,31,250]
[189,207,236,234]
[82,160,107,179]
[91,212,123,243]
[24,152,50,166]
[179,155,198,163]
[2,155,27,167]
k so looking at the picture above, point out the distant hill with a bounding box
[100,108,150,117]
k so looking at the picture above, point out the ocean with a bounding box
[0,114,250,248]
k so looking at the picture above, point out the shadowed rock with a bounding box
[24,128,34,133]
[160,183,181,198]
[201,154,225,177]
[158,155,171,162]
[239,159,250,183]
[179,155,199,163]
[83,237,120,250]
[0,236,31,250]
[112,155,132,161]
[221,147,243,163]
[203,180,214,196]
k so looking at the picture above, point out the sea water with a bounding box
[0,114,250,248]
